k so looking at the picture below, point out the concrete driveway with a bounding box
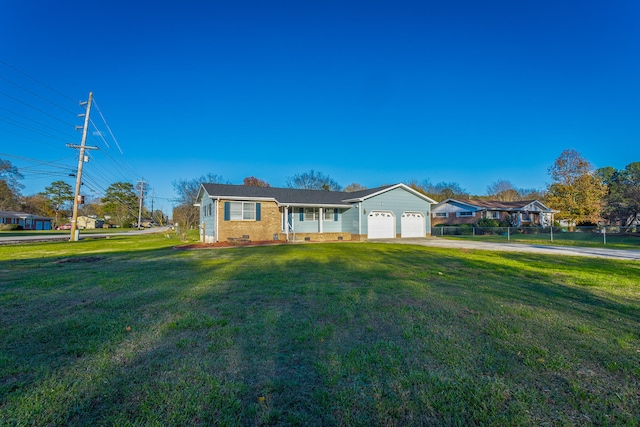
[369,237,640,261]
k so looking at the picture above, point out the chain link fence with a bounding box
[431,225,639,245]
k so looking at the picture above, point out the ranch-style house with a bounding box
[0,210,53,230]
[195,183,437,243]
[431,199,556,227]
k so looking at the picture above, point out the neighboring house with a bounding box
[0,210,53,230]
[431,199,556,227]
[195,183,437,243]
[77,216,105,229]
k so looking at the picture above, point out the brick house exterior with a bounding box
[431,199,556,227]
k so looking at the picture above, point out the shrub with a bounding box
[459,224,474,235]
[476,218,500,228]
[0,224,23,231]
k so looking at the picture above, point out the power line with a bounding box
[0,126,64,148]
[0,63,160,206]
[93,100,123,154]
[0,105,76,140]
[0,89,77,128]
[0,114,72,144]
[0,60,77,103]
[0,74,78,116]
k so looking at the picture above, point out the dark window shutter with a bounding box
[334,209,338,221]
[224,202,230,221]
[256,203,261,221]
[299,208,304,221]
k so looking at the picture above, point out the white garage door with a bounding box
[401,212,425,238]
[368,211,396,239]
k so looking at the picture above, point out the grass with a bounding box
[1,234,639,426]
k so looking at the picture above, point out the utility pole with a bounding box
[68,92,98,241]
[137,179,147,229]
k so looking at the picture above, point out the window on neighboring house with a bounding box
[457,211,474,217]
[304,208,319,221]
[434,212,448,218]
[323,208,335,221]
[521,212,531,221]
[488,211,500,219]
[230,201,256,220]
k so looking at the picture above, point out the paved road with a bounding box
[370,237,640,261]
[0,227,172,245]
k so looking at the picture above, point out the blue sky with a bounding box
[1,1,638,211]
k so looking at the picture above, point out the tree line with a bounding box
[2,149,638,231]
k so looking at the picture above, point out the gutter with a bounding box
[215,197,220,243]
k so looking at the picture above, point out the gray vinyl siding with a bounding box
[361,187,432,236]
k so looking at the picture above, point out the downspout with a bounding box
[215,198,220,242]
[358,201,362,237]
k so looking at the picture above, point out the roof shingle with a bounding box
[200,183,398,206]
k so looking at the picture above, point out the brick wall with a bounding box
[217,200,281,241]
[277,232,352,242]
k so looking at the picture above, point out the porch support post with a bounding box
[319,207,323,233]
[284,206,289,241]
[358,202,362,236]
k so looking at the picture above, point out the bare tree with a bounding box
[286,170,341,191]
[172,173,226,240]
[243,176,271,187]
[519,188,546,201]
[486,179,520,201]
[344,182,366,192]
[425,181,468,201]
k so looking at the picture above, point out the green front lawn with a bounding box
[1,235,639,425]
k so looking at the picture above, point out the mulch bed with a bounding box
[174,241,289,250]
